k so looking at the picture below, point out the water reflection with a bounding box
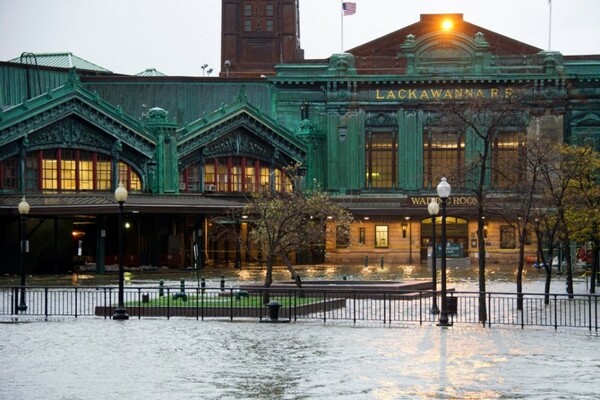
[2,320,597,399]
[0,263,592,295]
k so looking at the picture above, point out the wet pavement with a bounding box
[1,264,598,399]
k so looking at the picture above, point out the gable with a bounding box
[177,91,306,169]
[0,74,156,171]
[347,14,543,75]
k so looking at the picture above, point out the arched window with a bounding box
[180,156,292,193]
[0,150,141,192]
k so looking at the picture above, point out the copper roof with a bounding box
[8,52,112,73]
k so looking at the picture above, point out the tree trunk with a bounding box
[516,227,526,311]
[591,239,599,294]
[564,242,574,298]
[263,253,275,304]
[477,203,487,324]
[281,252,304,297]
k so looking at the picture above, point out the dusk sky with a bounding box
[1,0,599,76]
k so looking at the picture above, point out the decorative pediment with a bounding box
[178,101,306,169]
[401,31,491,75]
[0,84,157,163]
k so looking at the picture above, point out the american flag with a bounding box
[343,2,356,16]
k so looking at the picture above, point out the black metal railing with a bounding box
[1,285,598,330]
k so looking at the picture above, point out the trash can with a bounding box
[445,297,457,314]
[266,301,282,320]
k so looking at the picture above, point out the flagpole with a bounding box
[341,0,344,52]
[548,0,552,50]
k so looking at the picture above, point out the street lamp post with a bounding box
[437,177,452,327]
[113,182,129,320]
[427,198,440,314]
[17,196,30,312]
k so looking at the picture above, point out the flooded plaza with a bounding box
[1,264,599,399]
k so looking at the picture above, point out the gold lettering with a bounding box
[430,89,443,99]
[410,197,428,205]
[374,87,515,101]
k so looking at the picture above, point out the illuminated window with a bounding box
[375,225,389,248]
[423,131,465,188]
[119,161,141,191]
[493,132,525,189]
[231,158,242,192]
[61,149,77,190]
[204,163,215,187]
[366,132,396,189]
[96,154,111,190]
[189,157,291,193]
[217,158,228,191]
[13,150,140,192]
[245,159,256,192]
[260,166,270,190]
[78,152,94,190]
[500,225,516,249]
[42,150,58,190]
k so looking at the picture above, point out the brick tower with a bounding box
[220,0,304,77]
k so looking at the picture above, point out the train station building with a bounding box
[1,1,599,273]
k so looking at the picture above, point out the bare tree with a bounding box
[244,182,353,302]
[438,94,528,323]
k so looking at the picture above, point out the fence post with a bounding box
[74,287,78,318]
[487,292,492,328]
[230,288,234,321]
[353,291,356,324]
[419,291,422,325]
[44,287,49,318]
[554,294,558,330]
[167,288,171,319]
[323,291,327,323]
[138,288,142,320]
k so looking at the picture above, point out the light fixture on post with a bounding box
[235,216,242,269]
[17,196,30,312]
[436,177,452,326]
[427,198,439,314]
[113,182,129,320]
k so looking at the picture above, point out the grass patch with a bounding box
[127,293,322,308]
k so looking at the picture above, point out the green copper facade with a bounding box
[1,13,599,273]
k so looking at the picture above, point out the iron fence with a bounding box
[0,285,598,330]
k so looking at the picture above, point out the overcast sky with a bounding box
[1,0,599,76]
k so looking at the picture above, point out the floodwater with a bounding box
[1,264,599,399]
[1,318,599,399]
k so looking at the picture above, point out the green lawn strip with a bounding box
[126,294,323,308]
